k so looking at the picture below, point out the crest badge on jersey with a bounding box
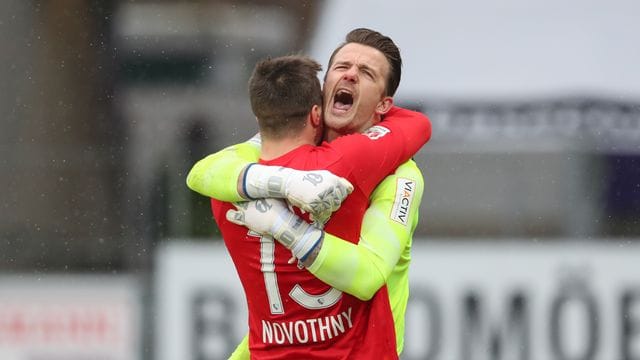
[390,178,416,226]
[363,125,391,140]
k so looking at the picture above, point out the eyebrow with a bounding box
[334,60,378,77]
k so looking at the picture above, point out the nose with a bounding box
[342,66,358,82]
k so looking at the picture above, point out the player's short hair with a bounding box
[327,28,402,97]
[249,55,323,138]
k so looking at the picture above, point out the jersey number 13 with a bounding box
[253,231,342,314]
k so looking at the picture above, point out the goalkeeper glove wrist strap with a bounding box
[243,164,289,200]
[298,232,323,263]
[242,163,258,200]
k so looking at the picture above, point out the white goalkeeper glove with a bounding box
[226,199,324,262]
[241,164,353,220]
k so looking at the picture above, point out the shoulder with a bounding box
[374,160,424,196]
[393,159,423,181]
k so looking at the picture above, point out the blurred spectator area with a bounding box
[0,0,321,271]
[406,97,640,237]
[1,0,638,273]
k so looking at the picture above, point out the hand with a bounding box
[285,170,353,223]
[226,199,324,261]
[242,164,353,218]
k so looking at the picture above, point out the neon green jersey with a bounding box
[186,136,261,201]
[186,139,424,357]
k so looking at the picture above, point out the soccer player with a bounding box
[188,29,426,358]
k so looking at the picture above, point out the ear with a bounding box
[310,104,322,128]
[375,96,394,115]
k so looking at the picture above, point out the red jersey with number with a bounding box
[212,107,430,359]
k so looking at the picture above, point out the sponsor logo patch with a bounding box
[390,178,416,226]
[363,125,391,140]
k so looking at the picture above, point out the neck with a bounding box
[325,129,342,142]
[260,135,314,161]
[325,115,382,142]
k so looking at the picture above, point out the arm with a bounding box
[331,106,430,195]
[227,161,424,298]
[186,136,353,216]
[186,135,261,201]
[306,160,424,300]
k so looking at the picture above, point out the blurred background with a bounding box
[1,0,639,359]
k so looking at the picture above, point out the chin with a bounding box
[326,112,355,129]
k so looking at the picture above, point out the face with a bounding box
[323,43,392,140]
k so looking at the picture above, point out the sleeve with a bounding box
[307,160,424,300]
[185,135,261,201]
[330,106,430,196]
[228,334,250,360]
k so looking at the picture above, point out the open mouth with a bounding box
[333,89,354,112]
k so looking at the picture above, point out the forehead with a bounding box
[331,43,390,75]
